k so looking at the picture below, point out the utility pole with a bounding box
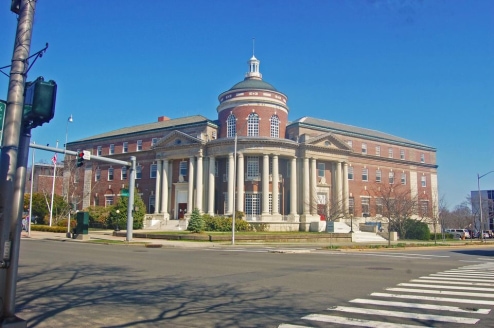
[0,1,36,327]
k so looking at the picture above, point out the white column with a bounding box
[262,154,270,215]
[303,157,310,215]
[208,156,215,216]
[336,161,342,206]
[343,162,349,213]
[272,155,279,215]
[154,160,162,214]
[237,153,244,213]
[196,155,203,213]
[161,160,169,218]
[310,158,317,215]
[290,157,297,215]
[188,157,194,214]
[227,153,234,215]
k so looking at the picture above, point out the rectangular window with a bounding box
[269,194,272,214]
[346,140,353,148]
[105,196,114,207]
[245,193,261,219]
[223,192,228,214]
[151,138,158,147]
[121,166,127,180]
[362,143,367,154]
[389,171,394,184]
[137,140,143,151]
[150,164,157,178]
[215,160,219,177]
[287,161,291,177]
[123,142,128,153]
[349,197,354,215]
[348,166,354,180]
[361,197,370,216]
[376,169,381,183]
[388,148,393,158]
[95,168,101,181]
[179,161,187,177]
[247,156,260,180]
[401,172,406,185]
[108,167,114,181]
[224,161,229,182]
[97,146,102,156]
[420,200,429,216]
[376,198,383,215]
[420,153,425,163]
[318,163,325,177]
[421,175,427,187]
[109,144,115,155]
[149,196,155,213]
[400,149,405,160]
[212,131,217,140]
[136,166,142,179]
[362,168,368,181]
[375,146,381,156]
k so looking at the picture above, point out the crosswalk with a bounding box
[278,262,494,327]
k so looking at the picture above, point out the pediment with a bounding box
[305,132,352,151]
[154,130,204,149]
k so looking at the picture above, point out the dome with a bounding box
[229,78,277,91]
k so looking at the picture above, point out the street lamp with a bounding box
[115,209,120,232]
[349,214,354,233]
[65,114,73,237]
[477,170,494,243]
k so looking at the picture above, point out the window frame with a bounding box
[109,144,115,155]
[247,113,259,137]
[270,114,280,138]
[227,114,236,138]
[150,163,157,178]
[137,140,143,151]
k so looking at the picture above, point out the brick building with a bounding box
[67,54,438,231]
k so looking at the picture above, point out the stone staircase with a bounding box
[334,221,387,243]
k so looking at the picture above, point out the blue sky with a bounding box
[0,0,492,209]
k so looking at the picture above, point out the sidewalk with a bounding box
[21,230,220,248]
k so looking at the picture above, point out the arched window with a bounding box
[247,113,259,136]
[227,114,236,138]
[270,115,280,138]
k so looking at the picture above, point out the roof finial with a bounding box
[252,37,255,57]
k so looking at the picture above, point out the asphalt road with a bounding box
[15,240,494,327]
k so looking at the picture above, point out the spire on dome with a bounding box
[245,38,262,80]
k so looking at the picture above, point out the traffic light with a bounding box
[23,77,57,129]
[77,151,84,167]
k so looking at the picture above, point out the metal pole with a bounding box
[49,141,58,226]
[126,156,136,242]
[65,115,72,236]
[4,127,31,322]
[478,174,484,243]
[0,1,36,325]
[28,143,35,237]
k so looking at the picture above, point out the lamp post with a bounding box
[349,214,354,233]
[65,115,73,237]
[49,140,59,226]
[477,170,494,243]
[115,209,120,232]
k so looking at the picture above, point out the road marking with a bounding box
[386,287,494,299]
[327,305,479,324]
[302,314,427,327]
[320,252,432,260]
[350,298,491,314]
[411,278,494,287]
[398,282,494,292]
[434,272,494,277]
[425,275,494,282]
[372,292,494,305]
[363,252,449,258]
[278,325,311,328]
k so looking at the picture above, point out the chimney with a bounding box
[158,116,170,122]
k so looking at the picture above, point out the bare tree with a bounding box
[421,193,447,244]
[306,189,348,232]
[370,182,417,245]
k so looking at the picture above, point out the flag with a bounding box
[51,154,57,165]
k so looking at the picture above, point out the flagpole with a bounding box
[49,140,58,226]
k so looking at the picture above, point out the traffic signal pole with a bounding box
[0,1,36,326]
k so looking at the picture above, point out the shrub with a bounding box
[404,219,430,240]
[203,215,252,232]
[30,225,66,233]
[187,208,205,233]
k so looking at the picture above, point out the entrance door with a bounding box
[178,203,187,219]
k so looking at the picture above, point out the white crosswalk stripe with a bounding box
[278,262,494,327]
